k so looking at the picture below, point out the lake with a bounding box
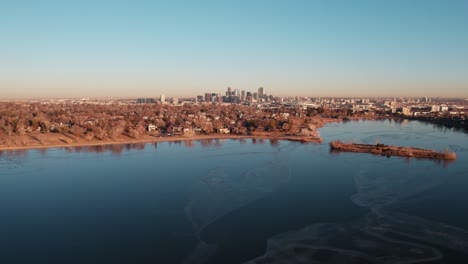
[0,120,467,264]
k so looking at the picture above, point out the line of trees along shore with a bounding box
[1,102,465,147]
[0,103,353,144]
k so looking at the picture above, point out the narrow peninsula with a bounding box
[329,141,457,160]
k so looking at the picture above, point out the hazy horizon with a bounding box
[2,92,468,101]
[2,0,468,99]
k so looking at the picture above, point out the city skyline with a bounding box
[2,0,468,99]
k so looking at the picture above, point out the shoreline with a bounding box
[0,117,387,152]
[0,133,324,152]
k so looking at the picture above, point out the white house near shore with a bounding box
[218,128,230,134]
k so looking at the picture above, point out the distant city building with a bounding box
[172,98,178,105]
[402,107,411,116]
[196,95,204,103]
[160,94,166,104]
[231,96,241,104]
[258,87,264,98]
[205,93,212,103]
[136,98,156,104]
[195,86,275,105]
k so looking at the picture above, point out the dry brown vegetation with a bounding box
[0,102,357,149]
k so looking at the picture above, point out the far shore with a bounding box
[0,117,390,152]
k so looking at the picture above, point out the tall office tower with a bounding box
[227,87,232,96]
[241,90,245,101]
[205,93,212,103]
[246,92,251,102]
[253,93,258,101]
[172,98,178,105]
[258,87,264,98]
[160,94,166,104]
[235,89,240,97]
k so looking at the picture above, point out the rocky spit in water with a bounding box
[329,140,457,160]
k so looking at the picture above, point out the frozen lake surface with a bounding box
[0,120,467,263]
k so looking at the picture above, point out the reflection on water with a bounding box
[0,138,282,158]
[184,140,195,148]
[199,139,216,148]
[269,139,279,146]
[1,143,153,157]
[0,149,28,170]
[65,143,147,155]
[0,138,306,158]
[0,149,29,159]
[330,149,456,168]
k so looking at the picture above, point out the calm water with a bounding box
[0,120,467,264]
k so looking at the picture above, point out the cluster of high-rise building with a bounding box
[135,87,274,106]
[196,87,273,104]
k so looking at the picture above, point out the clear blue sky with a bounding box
[1,0,467,98]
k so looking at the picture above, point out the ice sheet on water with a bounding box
[186,143,296,234]
[361,164,468,252]
[245,157,468,263]
[185,163,291,234]
[350,166,446,209]
[183,142,297,263]
[367,210,468,253]
[245,220,443,264]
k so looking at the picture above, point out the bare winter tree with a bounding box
[93,127,107,140]
[3,124,13,136]
[84,131,94,141]
[70,125,87,138]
